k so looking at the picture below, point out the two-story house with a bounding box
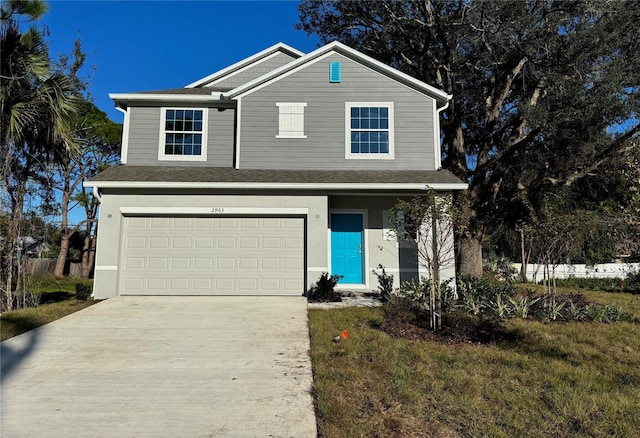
[85,41,467,299]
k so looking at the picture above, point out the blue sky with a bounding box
[40,0,321,123]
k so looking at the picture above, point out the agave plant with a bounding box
[509,296,540,319]
[565,300,585,322]
[490,294,512,318]
[462,294,485,315]
[547,300,566,321]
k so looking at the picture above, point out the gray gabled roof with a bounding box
[133,87,232,95]
[109,41,451,109]
[226,41,452,107]
[85,166,467,191]
[186,43,304,88]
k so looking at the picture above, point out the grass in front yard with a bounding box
[1,299,97,341]
[309,290,640,437]
[1,276,97,341]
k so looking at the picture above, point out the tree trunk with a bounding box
[80,230,95,279]
[520,228,528,283]
[458,234,483,277]
[2,171,27,312]
[53,233,72,278]
[54,185,72,278]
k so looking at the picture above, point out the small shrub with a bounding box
[397,277,431,311]
[461,293,485,315]
[373,264,394,302]
[584,303,634,323]
[75,283,92,301]
[457,275,515,303]
[625,268,640,293]
[440,279,457,313]
[305,273,343,302]
[509,295,540,319]
[483,252,517,281]
[489,294,512,318]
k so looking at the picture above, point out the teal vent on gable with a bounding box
[329,62,341,83]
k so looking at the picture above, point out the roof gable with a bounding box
[185,43,304,88]
[226,41,451,106]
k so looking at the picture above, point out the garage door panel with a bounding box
[150,217,170,228]
[148,278,167,290]
[120,216,304,295]
[149,237,169,249]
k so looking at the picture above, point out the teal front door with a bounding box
[331,213,364,284]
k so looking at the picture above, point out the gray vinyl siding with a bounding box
[208,52,297,89]
[125,106,235,167]
[238,53,437,170]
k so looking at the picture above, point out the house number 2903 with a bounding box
[211,207,225,213]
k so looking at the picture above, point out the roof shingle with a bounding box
[87,165,466,187]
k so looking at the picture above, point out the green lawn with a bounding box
[1,276,96,341]
[309,289,640,437]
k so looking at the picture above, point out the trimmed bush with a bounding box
[75,283,92,301]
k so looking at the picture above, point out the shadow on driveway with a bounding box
[1,329,40,383]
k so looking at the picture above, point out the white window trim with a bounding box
[345,102,395,160]
[275,102,307,139]
[158,107,208,162]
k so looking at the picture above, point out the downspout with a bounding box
[435,96,452,171]
[115,105,129,164]
[92,186,102,203]
[437,96,452,117]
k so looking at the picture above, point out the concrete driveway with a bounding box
[1,297,316,437]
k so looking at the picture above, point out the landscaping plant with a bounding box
[373,264,394,302]
[304,272,344,302]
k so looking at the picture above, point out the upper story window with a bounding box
[158,108,208,161]
[345,102,394,160]
[276,102,307,138]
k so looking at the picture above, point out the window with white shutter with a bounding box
[276,103,307,138]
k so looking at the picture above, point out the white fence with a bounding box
[512,262,639,282]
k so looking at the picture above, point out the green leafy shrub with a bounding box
[584,303,634,323]
[74,283,92,301]
[396,277,431,311]
[483,252,517,281]
[457,275,515,305]
[305,273,343,302]
[373,264,394,302]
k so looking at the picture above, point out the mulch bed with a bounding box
[381,309,511,345]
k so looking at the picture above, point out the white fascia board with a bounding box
[226,41,452,105]
[185,43,305,88]
[83,180,469,191]
[108,93,222,105]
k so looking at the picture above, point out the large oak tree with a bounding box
[297,0,640,275]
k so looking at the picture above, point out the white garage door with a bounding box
[119,216,305,295]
